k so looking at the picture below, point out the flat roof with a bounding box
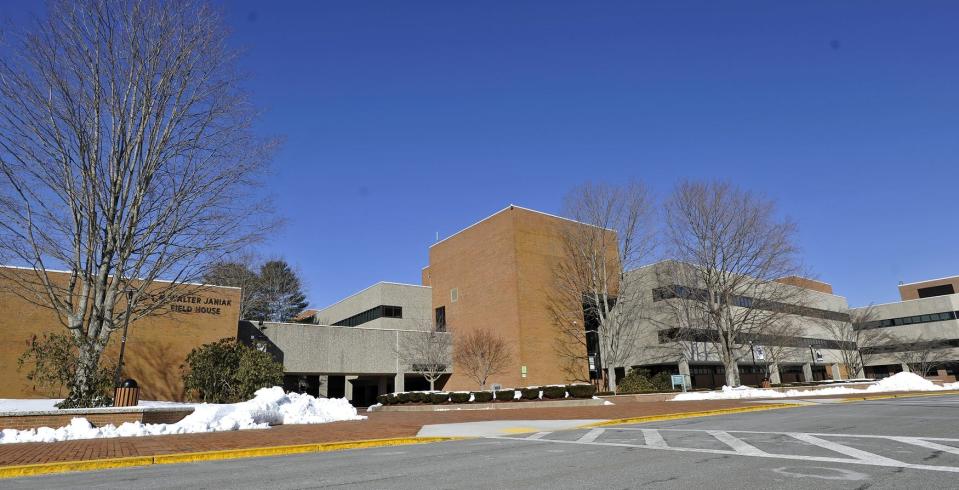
[0,264,241,290]
[314,281,431,313]
[898,275,959,287]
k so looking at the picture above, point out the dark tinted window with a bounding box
[917,284,956,298]
[435,306,446,331]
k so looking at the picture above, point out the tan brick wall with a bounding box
[426,207,601,390]
[0,267,241,401]
[899,276,959,301]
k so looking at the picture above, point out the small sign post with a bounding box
[671,374,689,392]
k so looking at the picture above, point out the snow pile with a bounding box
[0,387,364,444]
[673,372,958,401]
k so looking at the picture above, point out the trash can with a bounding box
[114,379,140,407]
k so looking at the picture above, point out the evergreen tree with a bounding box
[251,260,308,322]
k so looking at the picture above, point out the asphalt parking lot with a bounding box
[7,394,959,489]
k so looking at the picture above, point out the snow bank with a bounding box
[673,372,958,401]
[0,387,364,444]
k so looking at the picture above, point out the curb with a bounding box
[0,437,459,480]
[581,403,805,428]
[837,390,959,403]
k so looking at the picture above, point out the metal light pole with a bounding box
[114,288,135,387]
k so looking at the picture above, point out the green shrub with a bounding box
[450,392,470,404]
[596,391,614,396]
[376,394,389,405]
[386,393,398,404]
[542,386,566,399]
[650,372,672,391]
[396,392,410,403]
[430,392,449,404]
[494,389,515,401]
[617,369,674,394]
[520,388,539,400]
[183,338,284,404]
[567,384,596,398]
[409,392,426,403]
[472,391,493,403]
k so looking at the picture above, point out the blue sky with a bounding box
[4,1,958,308]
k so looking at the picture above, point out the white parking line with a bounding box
[641,429,667,448]
[490,428,959,474]
[577,428,605,443]
[708,430,766,456]
[787,433,902,466]
[889,437,959,456]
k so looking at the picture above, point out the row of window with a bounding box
[857,311,959,331]
[652,285,850,323]
[657,327,857,351]
[332,305,403,327]
[861,338,959,355]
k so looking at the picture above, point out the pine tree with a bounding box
[251,260,308,322]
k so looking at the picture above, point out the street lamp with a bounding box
[114,288,136,387]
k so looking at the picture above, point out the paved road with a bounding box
[7,395,959,489]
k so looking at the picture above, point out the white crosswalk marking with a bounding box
[576,428,605,443]
[707,430,766,456]
[787,433,903,465]
[890,437,959,456]
[641,429,667,448]
[491,427,959,474]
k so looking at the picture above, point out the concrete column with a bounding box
[394,372,405,393]
[831,363,842,381]
[345,375,357,400]
[678,359,691,377]
[770,363,781,385]
[900,363,911,373]
[317,375,329,397]
[802,363,813,382]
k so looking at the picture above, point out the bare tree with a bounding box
[889,334,952,377]
[661,181,805,387]
[0,0,274,407]
[550,181,657,392]
[203,254,263,320]
[819,305,889,379]
[395,323,452,391]
[453,329,511,389]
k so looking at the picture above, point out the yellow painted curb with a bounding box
[0,456,154,479]
[837,390,959,403]
[0,437,460,480]
[153,437,460,465]
[582,403,805,428]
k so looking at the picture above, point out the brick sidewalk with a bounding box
[0,399,759,467]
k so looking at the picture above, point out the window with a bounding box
[917,284,956,298]
[435,306,446,331]
[450,288,458,303]
[332,305,403,327]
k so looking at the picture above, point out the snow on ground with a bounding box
[0,387,364,444]
[673,372,959,401]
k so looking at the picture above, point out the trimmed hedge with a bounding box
[472,391,493,403]
[520,388,540,400]
[567,384,596,399]
[542,386,566,399]
[450,392,470,404]
[396,392,410,403]
[494,389,516,401]
[430,392,450,404]
[376,394,389,405]
[412,392,429,403]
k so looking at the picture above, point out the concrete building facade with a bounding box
[855,276,959,380]
[624,261,855,389]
